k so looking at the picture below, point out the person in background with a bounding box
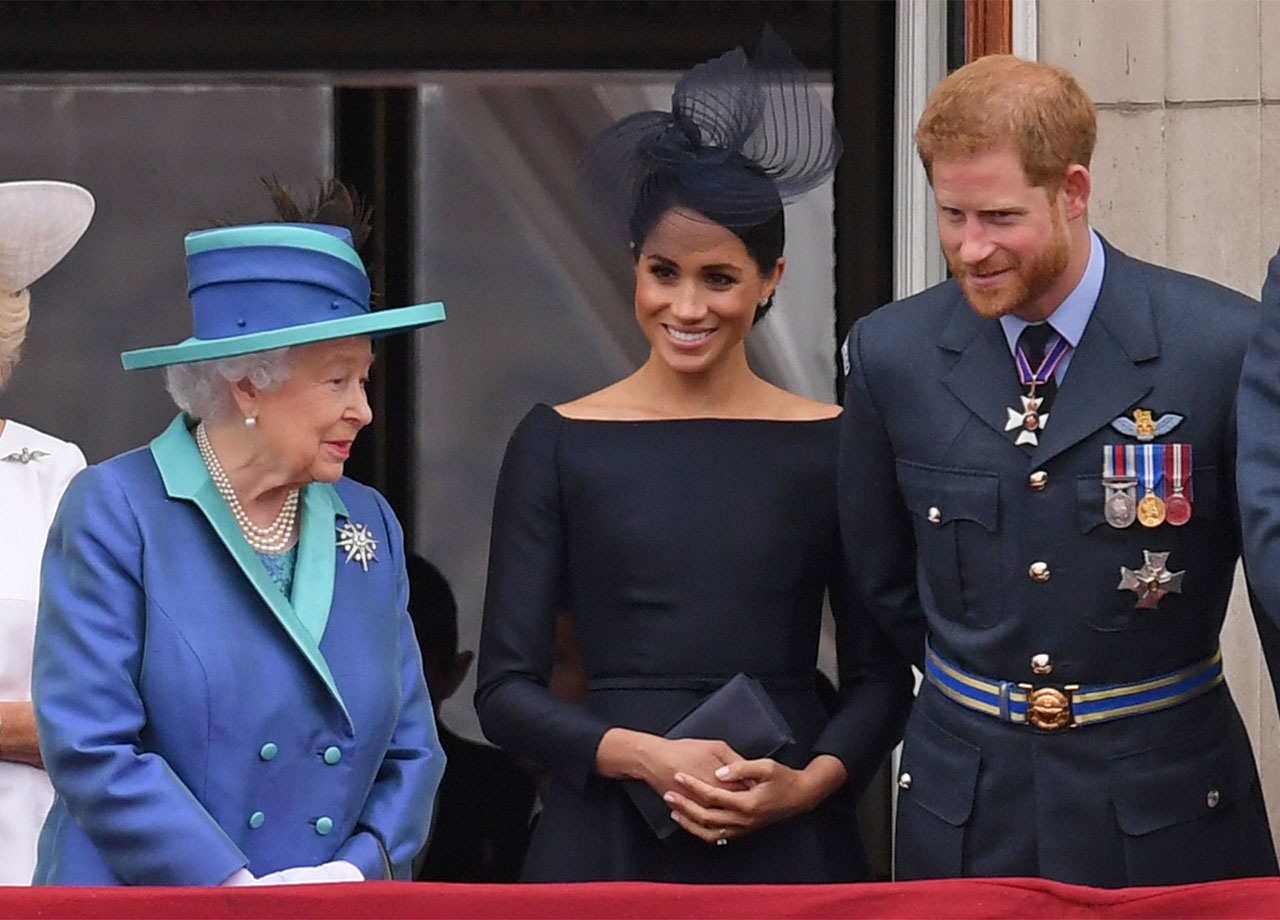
[409,554,536,882]
[1235,250,1280,843]
[32,180,447,885]
[839,54,1278,885]
[0,180,93,885]
[475,30,912,883]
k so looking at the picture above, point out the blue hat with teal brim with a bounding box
[120,222,445,370]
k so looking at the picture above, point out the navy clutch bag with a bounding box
[623,673,796,839]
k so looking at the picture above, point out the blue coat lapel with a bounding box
[938,289,1028,452]
[1030,242,1158,465]
[292,485,341,647]
[149,415,351,722]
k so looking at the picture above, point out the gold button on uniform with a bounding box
[927,507,941,524]
[1029,561,1051,582]
[1207,789,1221,808]
[1031,653,1053,675]
[1029,470,1048,490]
[898,772,912,790]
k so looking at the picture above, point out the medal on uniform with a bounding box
[1136,443,1166,528]
[1102,444,1137,528]
[1118,550,1185,609]
[1005,331,1069,447]
[1164,442,1193,526]
[1006,394,1047,446]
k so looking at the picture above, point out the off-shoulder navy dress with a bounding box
[475,403,912,882]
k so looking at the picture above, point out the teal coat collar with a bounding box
[149,414,351,721]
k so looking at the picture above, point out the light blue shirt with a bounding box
[999,228,1106,384]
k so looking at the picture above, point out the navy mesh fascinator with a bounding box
[576,26,842,243]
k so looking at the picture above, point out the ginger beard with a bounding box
[949,201,1072,320]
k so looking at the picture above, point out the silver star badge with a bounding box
[1,447,49,464]
[1005,395,1048,446]
[1118,550,1184,609]
[336,521,378,572]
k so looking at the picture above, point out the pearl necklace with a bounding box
[195,422,299,554]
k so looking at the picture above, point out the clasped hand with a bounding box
[660,749,820,845]
[598,729,846,846]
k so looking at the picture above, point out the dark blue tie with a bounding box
[1018,322,1058,414]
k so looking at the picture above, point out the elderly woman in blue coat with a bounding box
[31,185,447,886]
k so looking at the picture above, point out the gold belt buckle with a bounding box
[1018,683,1079,730]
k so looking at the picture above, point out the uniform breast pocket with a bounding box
[896,461,1002,629]
[1075,465,1219,631]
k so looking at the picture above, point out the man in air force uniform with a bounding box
[839,54,1280,886]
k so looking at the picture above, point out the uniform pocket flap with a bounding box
[1110,723,1254,836]
[896,461,999,531]
[900,716,982,826]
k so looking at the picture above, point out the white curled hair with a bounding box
[164,346,296,422]
[0,289,31,393]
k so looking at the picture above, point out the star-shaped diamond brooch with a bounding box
[1118,550,1184,609]
[1005,395,1048,446]
[336,521,378,572]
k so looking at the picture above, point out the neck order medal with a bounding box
[1006,329,1068,447]
[1006,394,1047,446]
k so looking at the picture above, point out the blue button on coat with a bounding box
[31,416,445,885]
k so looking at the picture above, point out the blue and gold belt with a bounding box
[924,643,1223,731]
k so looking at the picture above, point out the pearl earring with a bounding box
[244,416,257,428]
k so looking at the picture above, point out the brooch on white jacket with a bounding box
[1,447,49,464]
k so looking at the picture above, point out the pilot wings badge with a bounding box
[1111,409,1184,442]
[1,447,50,464]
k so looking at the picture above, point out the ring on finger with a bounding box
[715,828,729,847]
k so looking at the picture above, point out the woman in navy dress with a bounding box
[475,31,913,883]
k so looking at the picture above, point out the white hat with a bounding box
[0,180,94,295]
